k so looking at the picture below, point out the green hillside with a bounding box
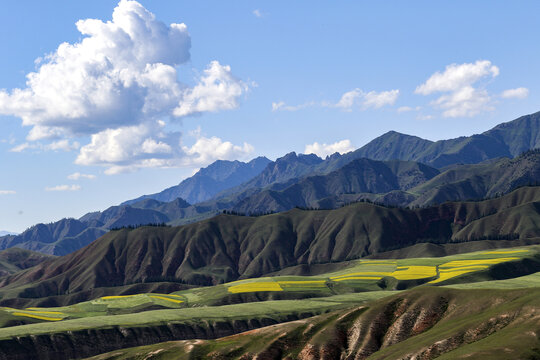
[0,245,537,359]
[3,187,540,306]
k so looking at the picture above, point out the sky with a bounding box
[1,1,540,233]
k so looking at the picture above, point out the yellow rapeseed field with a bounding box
[228,281,283,294]
[149,295,184,303]
[439,257,518,269]
[391,266,437,280]
[333,276,384,281]
[100,295,136,300]
[430,256,520,283]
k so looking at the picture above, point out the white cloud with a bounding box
[0,0,191,139]
[417,114,434,121]
[415,60,499,95]
[273,88,399,113]
[173,61,248,117]
[415,60,501,118]
[501,87,529,99]
[45,140,80,151]
[304,139,355,158]
[433,86,492,118]
[271,101,316,112]
[335,89,399,110]
[182,136,254,167]
[75,121,253,174]
[0,190,16,195]
[9,143,31,153]
[397,106,421,113]
[0,1,249,173]
[68,172,96,180]
[45,185,81,192]
[253,9,262,18]
[9,140,80,152]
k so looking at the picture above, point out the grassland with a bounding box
[0,245,538,359]
[0,245,536,331]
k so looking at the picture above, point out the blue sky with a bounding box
[1,1,539,233]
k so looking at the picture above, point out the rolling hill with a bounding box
[2,187,540,306]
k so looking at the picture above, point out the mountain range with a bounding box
[2,111,540,256]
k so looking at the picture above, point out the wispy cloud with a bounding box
[253,9,263,18]
[0,190,16,195]
[67,172,96,180]
[501,87,529,99]
[397,106,421,113]
[272,88,399,113]
[45,185,81,192]
[272,101,316,112]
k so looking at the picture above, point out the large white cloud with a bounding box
[0,0,250,173]
[304,139,355,158]
[415,60,501,118]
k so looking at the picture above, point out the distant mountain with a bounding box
[124,157,271,205]
[215,152,324,199]
[3,111,540,257]
[410,149,540,206]
[0,219,107,256]
[0,248,54,277]
[0,231,17,237]
[354,111,540,168]
[232,158,439,214]
[2,186,540,304]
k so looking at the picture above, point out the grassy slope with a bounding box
[84,287,540,360]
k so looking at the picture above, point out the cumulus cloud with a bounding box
[304,139,355,158]
[0,1,250,173]
[415,60,502,118]
[182,136,254,167]
[0,190,16,195]
[173,61,248,117]
[75,122,253,174]
[45,185,81,192]
[501,87,529,99]
[68,172,96,180]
